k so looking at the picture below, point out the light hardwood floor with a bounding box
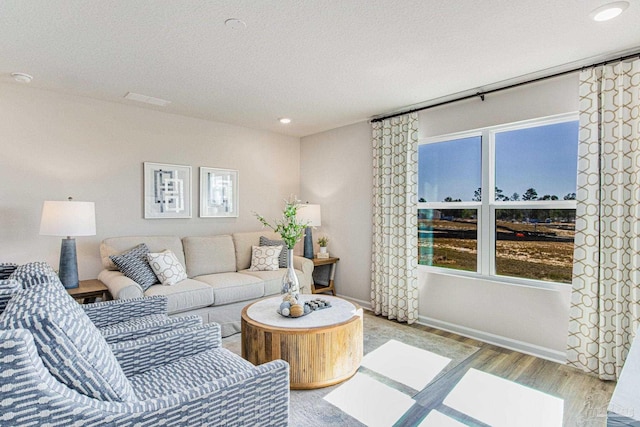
[395,322,616,427]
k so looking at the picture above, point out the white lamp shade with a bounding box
[297,204,321,227]
[40,201,96,237]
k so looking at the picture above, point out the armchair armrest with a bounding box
[293,255,314,293]
[101,314,203,345]
[83,295,168,328]
[111,323,222,376]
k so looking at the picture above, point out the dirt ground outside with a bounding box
[419,219,575,283]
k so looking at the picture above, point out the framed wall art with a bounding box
[200,167,239,218]
[143,162,192,219]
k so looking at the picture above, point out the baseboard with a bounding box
[417,315,566,364]
[335,296,564,364]
[336,294,372,311]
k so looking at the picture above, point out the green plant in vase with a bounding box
[254,196,308,303]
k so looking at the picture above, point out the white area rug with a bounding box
[223,311,478,426]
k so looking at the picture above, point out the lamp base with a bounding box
[303,227,314,259]
[59,238,79,289]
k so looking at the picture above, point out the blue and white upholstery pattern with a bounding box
[111,323,223,376]
[0,281,137,401]
[129,347,255,398]
[0,262,17,279]
[82,295,168,328]
[0,261,290,426]
[8,261,61,289]
[100,314,203,344]
[0,279,20,313]
[0,329,290,426]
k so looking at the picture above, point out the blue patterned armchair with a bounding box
[0,263,290,426]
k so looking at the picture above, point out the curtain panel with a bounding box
[371,113,419,324]
[567,59,640,380]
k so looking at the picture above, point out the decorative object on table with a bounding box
[296,203,321,259]
[199,167,238,218]
[277,298,332,318]
[255,196,308,301]
[317,235,329,258]
[143,162,192,219]
[39,197,96,289]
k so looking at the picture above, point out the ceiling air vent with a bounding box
[124,92,171,107]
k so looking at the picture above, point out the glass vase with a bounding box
[282,248,300,301]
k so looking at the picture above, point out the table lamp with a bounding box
[39,197,96,289]
[297,203,321,259]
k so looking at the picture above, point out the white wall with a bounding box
[301,73,579,361]
[0,84,300,279]
[300,121,373,303]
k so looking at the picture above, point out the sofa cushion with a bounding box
[233,230,282,271]
[101,236,185,271]
[110,243,159,291]
[147,249,188,286]
[249,245,282,271]
[241,268,306,296]
[0,281,137,402]
[144,278,215,314]
[182,235,236,277]
[129,348,254,399]
[195,272,264,305]
[259,236,288,267]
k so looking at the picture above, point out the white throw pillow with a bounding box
[249,245,282,271]
[147,250,188,286]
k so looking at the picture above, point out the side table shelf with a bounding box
[311,257,339,295]
[67,279,112,304]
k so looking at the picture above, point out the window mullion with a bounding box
[480,129,492,275]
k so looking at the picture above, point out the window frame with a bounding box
[418,112,578,290]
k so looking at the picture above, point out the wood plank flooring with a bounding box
[393,322,616,427]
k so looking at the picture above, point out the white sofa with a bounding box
[98,231,313,336]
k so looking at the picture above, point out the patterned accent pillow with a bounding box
[0,263,17,279]
[0,281,137,402]
[249,245,282,271]
[147,250,188,286]
[259,236,287,268]
[110,244,159,291]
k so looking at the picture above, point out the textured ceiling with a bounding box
[1,0,639,137]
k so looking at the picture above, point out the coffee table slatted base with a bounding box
[241,310,363,389]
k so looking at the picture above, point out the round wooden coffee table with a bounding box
[241,295,363,389]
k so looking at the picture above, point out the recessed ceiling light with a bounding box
[225,18,246,30]
[11,72,33,83]
[590,1,629,21]
[279,118,291,124]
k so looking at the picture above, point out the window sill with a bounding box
[417,264,571,292]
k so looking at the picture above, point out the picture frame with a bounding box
[200,167,239,218]
[143,162,192,219]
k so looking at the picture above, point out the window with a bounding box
[418,114,578,286]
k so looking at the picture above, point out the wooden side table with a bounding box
[67,279,112,304]
[311,256,339,295]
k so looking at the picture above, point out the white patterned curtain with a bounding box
[567,59,640,380]
[371,113,419,324]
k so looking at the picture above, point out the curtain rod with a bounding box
[371,50,640,123]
